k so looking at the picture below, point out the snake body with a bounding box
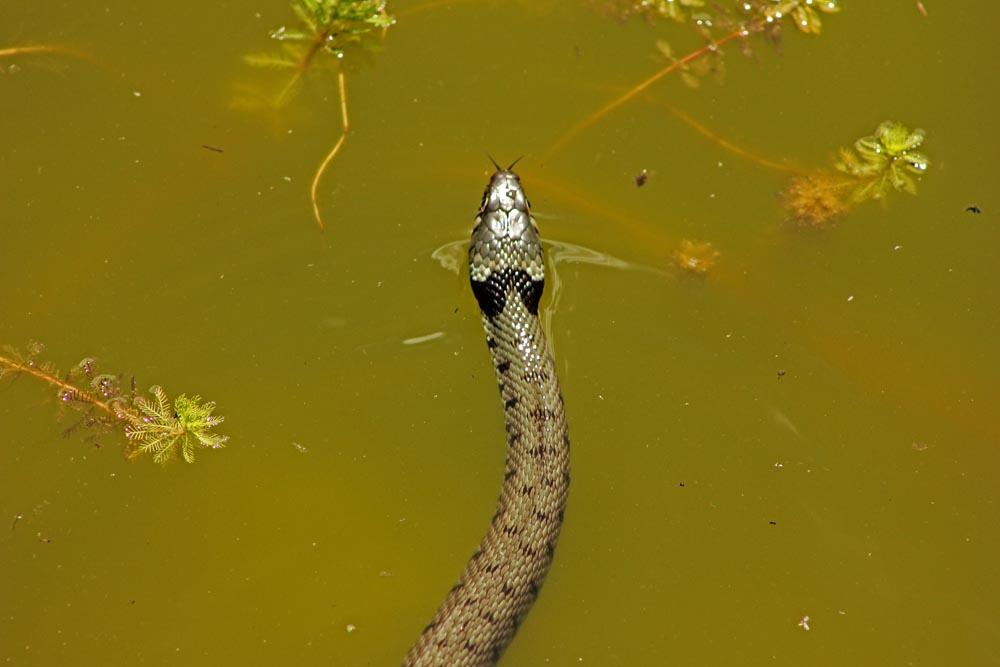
[403,169,571,667]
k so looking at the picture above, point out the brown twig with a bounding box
[0,43,98,65]
[0,45,65,58]
[310,69,349,231]
[654,100,805,174]
[542,27,752,160]
[0,354,114,415]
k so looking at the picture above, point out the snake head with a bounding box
[478,169,534,240]
[470,169,546,319]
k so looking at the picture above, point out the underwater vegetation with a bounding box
[543,0,846,274]
[242,0,393,108]
[240,0,395,232]
[674,239,721,274]
[593,0,838,31]
[548,0,842,157]
[595,0,836,31]
[781,173,848,229]
[782,120,930,229]
[0,342,227,464]
[537,2,931,276]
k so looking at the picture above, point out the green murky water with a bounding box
[2,2,998,665]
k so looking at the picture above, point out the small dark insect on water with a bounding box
[966,205,981,214]
[635,169,648,187]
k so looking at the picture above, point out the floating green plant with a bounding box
[243,0,394,107]
[124,386,227,464]
[782,120,930,228]
[240,0,395,232]
[834,120,930,202]
[0,342,227,465]
[588,107,928,229]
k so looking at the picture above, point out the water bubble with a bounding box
[78,358,96,378]
[91,373,119,397]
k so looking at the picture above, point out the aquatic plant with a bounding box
[781,173,850,229]
[781,121,929,228]
[674,239,720,274]
[124,386,227,464]
[548,0,841,157]
[596,0,839,32]
[596,0,707,24]
[244,0,394,105]
[277,0,394,47]
[834,120,929,202]
[241,0,395,231]
[618,109,928,230]
[0,342,227,465]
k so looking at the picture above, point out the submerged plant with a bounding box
[550,1,841,156]
[0,342,228,465]
[674,239,720,274]
[595,0,706,23]
[598,0,841,34]
[240,0,395,232]
[243,0,394,106]
[781,172,850,229]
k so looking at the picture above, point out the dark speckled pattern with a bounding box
[403,170,570,667]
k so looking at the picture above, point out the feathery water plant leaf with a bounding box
[0,343,228,465]
[125,386,227,464]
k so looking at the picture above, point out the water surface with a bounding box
[1,2,997,665]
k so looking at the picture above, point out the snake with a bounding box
[402,168,571,666]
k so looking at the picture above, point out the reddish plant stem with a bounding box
[0,355,114,415]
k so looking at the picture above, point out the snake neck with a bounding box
[402,169,570,667]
